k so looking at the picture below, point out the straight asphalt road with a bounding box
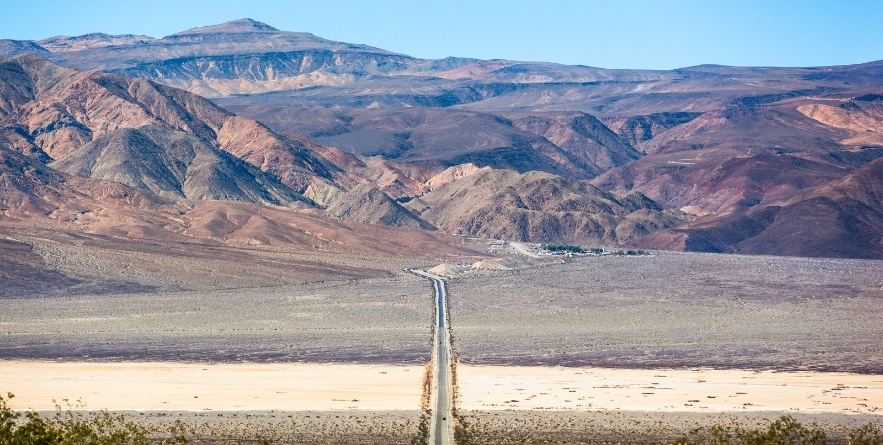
[406,269,453,445]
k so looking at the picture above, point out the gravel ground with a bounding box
[447,251,883,373]
[0,274,437,364]
[34,410,424,445]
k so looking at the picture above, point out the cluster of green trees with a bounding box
[542,245,650,256]
[542,244,603,253]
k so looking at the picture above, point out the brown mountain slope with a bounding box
[642,158,883,259]
[593,151,850,214]
[214,116,337,193]
[286,134,432,200]
[2,54,473,233]
[408,169,684,244]
[509,111,643,175]
[0,145,89,219]
[324,183,434,230]
[1,142,486,295]
[176,200,454,256]
[280,135,444,229]
[0,202,486,298]
[0,143,194,238]
[49,125,310,207]
[739,156,883,258]
[5,20,883,259]
[592,89,883,220]
[602,112,703,148]
[630,99,848,156]
[798,93,883,147]
[223,105,628,180]
[0,54,335,197]
[1,142,480,263]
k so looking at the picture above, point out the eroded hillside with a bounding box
[3,19,883,258]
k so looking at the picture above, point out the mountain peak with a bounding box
[172,19,279,35]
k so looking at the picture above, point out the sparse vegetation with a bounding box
[452,411,883,445]
[0,393,149,445]
[847,423,883,445]
[411,410,430,445]
[6,396,879,445]
[1,393,421,444]
[678,415,827,445]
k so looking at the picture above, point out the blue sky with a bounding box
[1,0,881,70]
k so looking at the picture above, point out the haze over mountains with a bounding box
[2,18,883,264]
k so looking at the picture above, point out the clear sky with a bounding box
[1,0,881,70]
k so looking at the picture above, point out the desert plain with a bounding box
[2,249,883,443]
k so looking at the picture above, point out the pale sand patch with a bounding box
[1,361,423,412]
[458,365,883,415]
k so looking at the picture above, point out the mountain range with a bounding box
[2,18,882,268]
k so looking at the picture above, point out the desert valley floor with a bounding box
[2,250,883,443]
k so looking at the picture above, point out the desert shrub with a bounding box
[678,423,740,445]
[0,393,149,445]
[0,394,15,441]
[409,409,430,445]
[163,420,192,444]
[453,413,475,445]
[678,416,826,445]
[744,415,826,445]
[848,423,883,445]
